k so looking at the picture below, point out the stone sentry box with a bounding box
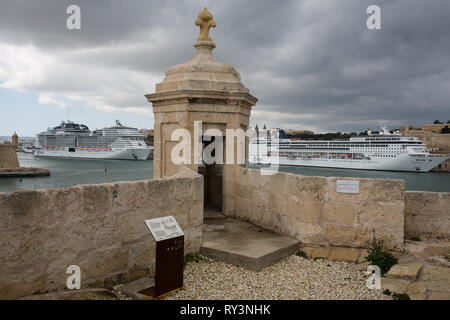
[146,7,258,215]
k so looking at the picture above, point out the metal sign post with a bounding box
[141,216,184,299]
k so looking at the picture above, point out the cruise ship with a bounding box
[249,128,448,172]
[34,120,152,160]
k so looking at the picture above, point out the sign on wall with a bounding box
[336,180,360,194]
[145,216,184,241]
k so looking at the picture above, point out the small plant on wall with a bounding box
[365,239,398,275]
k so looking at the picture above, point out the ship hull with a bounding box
[34,147,151,160]
[250,155,448,172]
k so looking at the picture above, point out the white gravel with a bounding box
[165,255,391,300]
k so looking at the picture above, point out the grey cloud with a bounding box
[0,0,449,132]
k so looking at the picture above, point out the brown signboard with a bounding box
[142,216,184,299]
[155,235,184,297]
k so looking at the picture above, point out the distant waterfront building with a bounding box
[0,132,20,168]
[401,123,450,172]
[12,132,18,146]
[284,129,315,136]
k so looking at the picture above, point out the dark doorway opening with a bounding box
[198,136,224,217]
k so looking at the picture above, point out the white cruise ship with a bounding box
[34,120,152,160]
[249,128,448,172]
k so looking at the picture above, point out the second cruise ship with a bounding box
[249,128,448,172]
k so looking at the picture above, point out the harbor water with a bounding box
[0,153,448,193]
[0,153,153,193]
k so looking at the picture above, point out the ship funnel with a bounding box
[116,120,122,126]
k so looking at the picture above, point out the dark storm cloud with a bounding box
[0,0,449,132]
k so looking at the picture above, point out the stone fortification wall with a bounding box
[405,191,450,239]
[229,168,405,251]
[0,168,203,299]
[0,144,19,168]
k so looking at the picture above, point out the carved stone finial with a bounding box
[195,7,216,41]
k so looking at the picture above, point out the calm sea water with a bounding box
[0,153,153,193]
[0,153,448,192]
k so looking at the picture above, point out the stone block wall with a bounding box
[0,168,203,299]
[229,168,405,251]
[0,144,20,168]
[405,191,450,239]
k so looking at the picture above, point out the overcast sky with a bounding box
[0,0,449,136]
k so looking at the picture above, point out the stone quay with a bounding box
[0,132,50,178]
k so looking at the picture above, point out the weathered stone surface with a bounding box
[325,224,360,247]
[423,246,450,257]
[0,274,46,300]
[322,202,358,224]
[0,169,203,299]
[405,191,450,239]
[427,280,450,292]
[387,263,423,280]
[302,247,330,259]
[350,261,370,272]
[232,168,407,251]
[428,291,450,300]
[103,273,128,289]
[425,255,450,267]
[381,278,410,294]
[328,247,361,262]
[405,240,450,259]
[409,293,427,300]
[128,267,151,282]
[19,289,118,300]
[0,140,20,169]
[294,222,324,244]
[200,218,300,271]
[418,265,450,293]
[406,281,427,295]
[420,265,450,282]
[358,249,369,263]
[115,277,155,300]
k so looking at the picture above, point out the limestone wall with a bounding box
[230,168,405,251]
[405,191,450,239]
[401,128,450,152]
[0,144,20,168]
[0,168,203,299]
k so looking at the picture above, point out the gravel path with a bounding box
[165,255,391,300]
